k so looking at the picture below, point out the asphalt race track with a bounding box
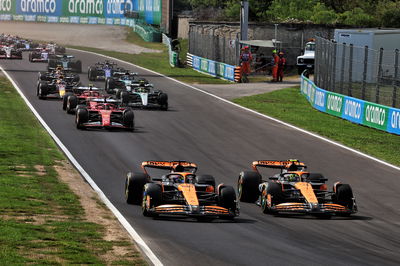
[1,50,400,266]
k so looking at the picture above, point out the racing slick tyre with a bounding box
[115,89,123,99]
[158,93,168,111]
[62,92,73,110]
[74,60,82,73]
[37,82,48,100]
[125,172,148,204]
[123,108,135,131]
[121,91,130,105]
[142,183,162,217]
[75,107,88,129]
[66,95,78,114]
[28,52,33,62]
[105,78,116,93]
[88,67,97,81]
[237,171,261,203]
[261,182,284,214]
[48,59,57,71]
[196,175,216,188]
[334,184,355,216]
[219,186,237,220]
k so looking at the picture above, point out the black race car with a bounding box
[37,74,80,100]
[48,55,82,73]
[88,61,125,81]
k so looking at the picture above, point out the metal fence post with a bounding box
[324,40,329,89]
[340,43,346,94]
[331,41,337,92]
[376,48,384,104]
[393,49,399,107]
[315,37,320,86]
[361,46,368,100]
[348,44,353,96]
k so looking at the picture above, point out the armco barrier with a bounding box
[187,53,236,82]
[301,74,400,135]
[0,0,162,42]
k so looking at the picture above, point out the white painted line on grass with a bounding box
[69,48,400,172]
[0,65,163,266]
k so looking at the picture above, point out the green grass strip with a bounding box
[0,77,145,265]
[233,87,400,166]
[68,30,230,85]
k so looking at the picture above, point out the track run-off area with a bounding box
[1,49,400,266]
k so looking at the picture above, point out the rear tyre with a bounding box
[37,82,48,100]
[66,95,78,114]
[74,60,82,73]
[62,92,73,110]
[123,108,135,131]
[237,171,261,203]
[88,67,97,81]
[125,172,148,204]
[142,183,162,217]
[121,91,130,105]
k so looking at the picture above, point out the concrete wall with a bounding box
[189,21,338,66]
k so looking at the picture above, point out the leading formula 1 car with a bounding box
[237,159,357,217]
[75,98,135,131]
[125,161,238,220]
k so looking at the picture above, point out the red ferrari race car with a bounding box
[125,161,239,220]
[62,85,107,114]
[0,45,22,59]
[237,159,357,218]
[75,98,135,131]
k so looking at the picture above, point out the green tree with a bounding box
[338,7,378,26]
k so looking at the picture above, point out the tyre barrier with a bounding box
[234,66,242,83]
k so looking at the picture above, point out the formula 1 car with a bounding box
[48,55,82,73]
[29,49,51,62]
[36,74,80,99]
[117,83,169,110]
[88,61,125,81]
[62,85,107,114]
[0,46,22,59]
[75,98,135,131]
[105,71,140,92]
[237,159,357,218]
[38,68,80,83]
[125,161,238,220]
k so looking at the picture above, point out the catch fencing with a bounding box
[315,36,400,108]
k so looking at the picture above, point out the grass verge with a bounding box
[233,87,400,166]
[69,30,230,85]
[0,76,145,265]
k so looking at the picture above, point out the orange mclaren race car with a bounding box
[125,161,239,220]
[237,159,357,217]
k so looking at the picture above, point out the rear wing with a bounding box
[252,159,306,173]
[142,161,198,175]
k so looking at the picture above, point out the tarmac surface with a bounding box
[1,49,400,266]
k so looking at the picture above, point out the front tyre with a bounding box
[142,183,162,217]
[125,172,148,204]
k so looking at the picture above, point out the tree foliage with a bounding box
[175,0,400,27]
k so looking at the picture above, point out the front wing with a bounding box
[148,204,237,218]
[271,202,357,215]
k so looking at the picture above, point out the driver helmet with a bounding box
[172,175,184,183]
[287,174,298,182]
[139,79,146,86]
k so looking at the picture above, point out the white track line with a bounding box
[70,48,400,172]
[0,65,163,266]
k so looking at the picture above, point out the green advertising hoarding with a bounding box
[152,0,161,25]
[363,102,389,131]
[326,91,344,117]
[0,0,16,15]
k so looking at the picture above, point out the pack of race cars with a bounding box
[11,34,357,221]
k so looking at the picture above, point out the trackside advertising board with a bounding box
[300,75,400,135]
[0,0,162,25]
[190,54,235,81]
